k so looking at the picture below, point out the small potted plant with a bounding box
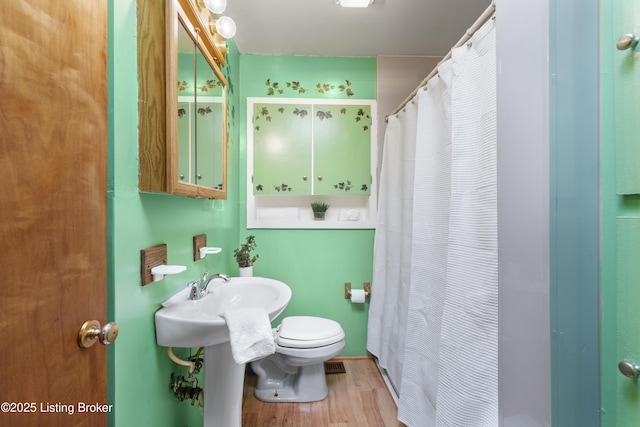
[233,235,259,277]
[310,202,330,220]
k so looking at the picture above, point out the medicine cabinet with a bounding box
[138,0,227,199]
[247,98,377,229]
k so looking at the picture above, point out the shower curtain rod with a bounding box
[386,0,496,121]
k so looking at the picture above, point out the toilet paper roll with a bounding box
[350,289,366,304]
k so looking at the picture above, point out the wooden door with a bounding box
[0,1,108,426]
[601,0,640,425]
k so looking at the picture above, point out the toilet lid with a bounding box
[276,316,345,348]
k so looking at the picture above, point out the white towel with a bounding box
[222,308,275,364]
[338,208,360,221]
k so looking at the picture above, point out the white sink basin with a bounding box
[155,276,292,348]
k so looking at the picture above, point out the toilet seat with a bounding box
[251,315,346,402]
[276,316,345,349]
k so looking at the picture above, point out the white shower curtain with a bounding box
[367,99,418,391]
[367,17,497,427]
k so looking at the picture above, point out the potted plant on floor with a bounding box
[310,202,330,220]
[234,235,259,277]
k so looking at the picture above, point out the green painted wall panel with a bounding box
[601,0,640,425]
[615,217,640,412]
[252,101,373,196]
[108,1,241,425]
[614,0,640,194]
[252,102,313,194]
[314,104,372,195]
[240,55,376,356]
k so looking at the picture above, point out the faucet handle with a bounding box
[200,271,210,284]
[187,280,202,300]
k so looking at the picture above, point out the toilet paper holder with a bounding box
[344,282,371,300]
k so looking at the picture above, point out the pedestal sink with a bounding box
[155,277,292,427]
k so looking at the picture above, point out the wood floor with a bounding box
[241,357,406,426]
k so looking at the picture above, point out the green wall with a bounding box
[600,0,640,424]
[108,1,240,425]
[109,2,375,424]
[238,55,377,356]
[109,0,377,423]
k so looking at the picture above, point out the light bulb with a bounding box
[204,0,226,14]
[215,16,236,39]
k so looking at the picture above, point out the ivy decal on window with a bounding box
[334,180,353,191]
[332,180,369,193]
[274,183,293,192]
[254,183,293,192]
[293,108,308,118]
[254,105,309,132]
[197,106,212,116]
[355,108,371,131]
[254,107,270,131]
[315,109,333,121]
[316,106,371,131]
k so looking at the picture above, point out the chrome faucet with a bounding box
[188,272,231,300]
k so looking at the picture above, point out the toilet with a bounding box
[250,316,346,403]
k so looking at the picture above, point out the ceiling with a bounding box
[224,0,492,57]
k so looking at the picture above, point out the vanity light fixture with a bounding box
[337,0,373,7]
[202,0,237,41]
[204,0,227,14]
[214,15,237,39]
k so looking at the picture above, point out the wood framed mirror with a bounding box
[138,0,228,199]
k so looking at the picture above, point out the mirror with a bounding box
[176,20,226,192]
[169,0,227,198]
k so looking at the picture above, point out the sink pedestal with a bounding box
[154,277,292,425]
[204,343,245,427]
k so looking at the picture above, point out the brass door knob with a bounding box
[617,34,639,50]
[78,320,119,349]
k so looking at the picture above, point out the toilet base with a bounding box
[253,363,329,403]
